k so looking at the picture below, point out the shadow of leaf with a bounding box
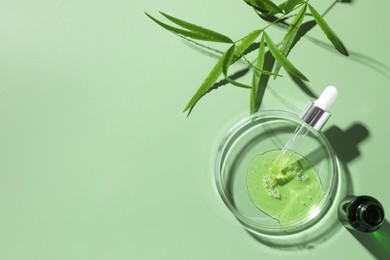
[288,72,318,98]
[306,36,390,78]
[208,67,251,93]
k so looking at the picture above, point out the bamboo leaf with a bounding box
[255,10,289,25]
[232,29,262,67]
[222,45,252,89]
[284,0,304,14]
[183,29,263,112]
[233,29,278,77]
[264,32,308,81]
[223,29,265,88]
[235,29,263,55]
[225,76,253,89]
[308,4,349,56]
[251,51,276,113]
[145,12,232,43]
[279,1,287,12]
[159,12,233,43]
[183,54,224,112]
[244,0,284,15]
[251,34,266,113]
[255,35,266,78]
[222,45,235,76]
[274,4,307,76]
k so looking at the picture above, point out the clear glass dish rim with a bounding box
[214,110,339,236]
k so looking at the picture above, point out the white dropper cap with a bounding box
[314,86,338,111]
[300,86,338,130]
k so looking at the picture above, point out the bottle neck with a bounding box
[339,195,385,232]
[357,202,384,228]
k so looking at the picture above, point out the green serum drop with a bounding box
[246,150,325,226]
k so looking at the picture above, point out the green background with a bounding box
[1,0,389,259]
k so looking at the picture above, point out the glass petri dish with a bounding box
[214,110,339,246]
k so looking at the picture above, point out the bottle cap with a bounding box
[314,86,338,111]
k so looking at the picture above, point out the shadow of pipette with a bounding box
[284,123,369,197]
[323,123,370,165]
[296,123,369,168]
[281,123,369,171]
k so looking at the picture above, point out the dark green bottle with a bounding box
[338,195,385,232]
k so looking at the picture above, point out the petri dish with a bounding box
[214,110,339,247]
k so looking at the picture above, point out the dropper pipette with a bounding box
[274,86,338,168]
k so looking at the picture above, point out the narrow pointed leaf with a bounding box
[274,4,307,76]
[222,45,252,89]
[159,12,233,43]
[255,10,289,25]
[225,76,253,89]
[252,51,276,113]
[279,1,287,11]
[235,29,263,55]
[183,54,224,112]
[145,13,231,43]
[222,30,264,89]
[222,45,235,76]
[233,29,278,77]
[183,29,263,112]
[255,35,266,76]
[244,0,284,15]
[284,0,304,14]
[223,29,262,79]
[308,4,349,56]
[264,32,308,81]
[251,34,266,113]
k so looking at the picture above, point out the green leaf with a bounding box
[159,12,233,43]
[223,29,263,78]
[279,1,288,12]
[274,4,307,76]
[223,29,265,88]
[244,0,284,15]
[308,4,349,56]
[284,0,304,14]
[145,12,232,43]
[237,29,263,49]
[264,32,308,81]
[232,29,278,77]
[233,29,263,60]
[183,29,263,112]
[255,10,289,25]
[222,45,235,76]
[222,45,251,88]
[183,54,224,112]
[251,34,266,113]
